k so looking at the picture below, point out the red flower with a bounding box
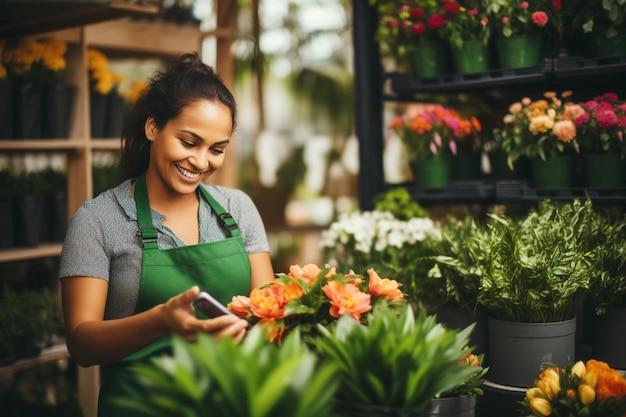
[532,11,549,27]
[427,13,446,29]
[388,18,398,30]
[411,6,424,20]
[443,0,461,15]
[552,0,562,11]
[411,22,426,35]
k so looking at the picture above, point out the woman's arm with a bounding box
[62,277,248,367]
[248,251,275,290]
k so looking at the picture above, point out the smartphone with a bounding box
[193,291,234,318]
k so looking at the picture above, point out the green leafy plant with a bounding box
[0,285,61,361]
[574,0,626,39]
[434,200,599,323]
[372,187,428,220]
[426,215,484,311]
[585,216,626,315]
[115,327,339,417]
[314,302,478,413]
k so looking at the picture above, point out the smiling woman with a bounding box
[58,52,276,417]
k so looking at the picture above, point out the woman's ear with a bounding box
[145,117,157,141]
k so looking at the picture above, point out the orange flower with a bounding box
[257,318,286,344]
[367,268,403,301]
[249,283,286,320]
[586,359,626,401]
[288,263,323,285]
[228,295,252,317]
[322,280,371,321]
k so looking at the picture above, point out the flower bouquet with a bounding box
[523,360,626,417]
[228,263,405,344]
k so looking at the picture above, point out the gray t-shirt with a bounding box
[59,179,270,320]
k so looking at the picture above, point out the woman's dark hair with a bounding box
[118,52,237,181]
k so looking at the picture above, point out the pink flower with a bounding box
[449,140,458,155]
[532,11,549,27]
[501,16,509,24]
[575,112,590,127]
[521,1,529,9]
[429,141,438,155]
[433,132,442,147]
[595,102,618,129]
[468,9,478,16]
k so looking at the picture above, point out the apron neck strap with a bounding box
[197,185,241,238]
[134,174,241,248]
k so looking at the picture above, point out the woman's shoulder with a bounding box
[74,180,132,220]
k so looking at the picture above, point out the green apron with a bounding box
[98,175,251,416]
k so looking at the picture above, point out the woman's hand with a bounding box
[159,286,248,343]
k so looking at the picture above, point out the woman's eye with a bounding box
[211,148,225,155]
[180,139,195,148]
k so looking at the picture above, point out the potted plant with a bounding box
[436,199,597,387]
[0,285,62,366]
[369,0,453,76]
[494,90,583,188]
[522,359,626,417]
[484,0,564,68]
[0,154,15,248]
[227,263,405,344]
[87,48,126,138]
[574,92,626,188]
[11,152,49,246]
[583,213,626,369]
[442,0,492,74]
[313,302,479,416]
[426,215,488,355]
[572,0,626,58]
[389,103,481,188]
[115,326,341,417]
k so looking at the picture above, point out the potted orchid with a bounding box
[494,90,582,188]
[485,0,564,68]
[227,263,405,344]
[574,92,626,188]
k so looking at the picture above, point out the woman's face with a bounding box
[145,99,232,196]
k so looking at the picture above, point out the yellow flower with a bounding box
[570,360,586,379]
[41,37,67,73]
[578,383,596,405]
[529,397,553,416]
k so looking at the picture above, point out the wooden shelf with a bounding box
[0,1,160,38]
[85,18,203,57]
[0,342,69,375]
[0,139,87,151]
[0,244,63,263]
